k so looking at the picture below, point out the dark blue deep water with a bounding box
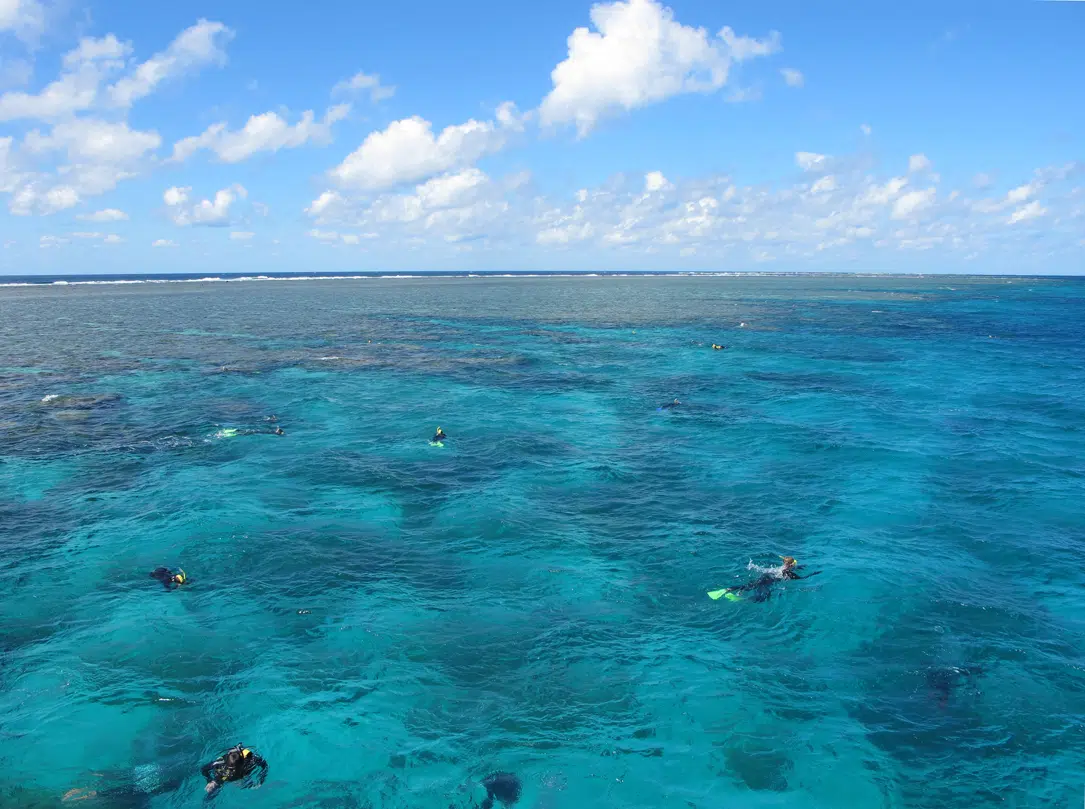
[1,275,1083,808]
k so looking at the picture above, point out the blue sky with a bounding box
[0,0,1082,274]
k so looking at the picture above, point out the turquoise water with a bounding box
[1,275,1083,809]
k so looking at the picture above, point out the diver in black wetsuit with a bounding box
[201,744,268,798]
[150,567,186,590]
[660,398,681,410]
[479,772,521,809]
[723,556,815,602]
[432,426,448,443]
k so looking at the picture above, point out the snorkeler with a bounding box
[150,567,186,590]
[201,744,267,799]
[660,398,682,409]
[432,426,448,443]
[479,772,521,809]
[708,556,819,603]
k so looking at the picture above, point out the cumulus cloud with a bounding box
[151,238,178,247]
[644,170,670,192]
[0,0,45,44]
[170,104,349,163]
[796,152,829,172]
[0,21,234,215]
[78,207,128,221]
[781,68,804,87]
[8,119,161,214]
[1008,200,1046,224]
[908,154,932,173]
[108,19,233,108]
[538,0,780,136]
[164,183,246,226]
[24,119,161,164]
[329,105,522,190]
[332,71,395,102]
[0,21,230,122]
[303,150,1080,268]
[891,188,936,219]
[0,34,130,122]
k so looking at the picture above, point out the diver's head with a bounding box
[780,555,797,569]
[173,569,187,585]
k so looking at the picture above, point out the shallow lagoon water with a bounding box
[0,275,1083,808]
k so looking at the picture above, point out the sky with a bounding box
[0,0,1082,275]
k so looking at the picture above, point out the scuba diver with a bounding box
[712,344,728,350]
[201,744,268,799]
[150,567,186,590]
[708,556,819,603]
[432,426,448,443]
[479,772,521,809]
[660,398,682,410]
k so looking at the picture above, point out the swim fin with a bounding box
[708,589,740,601]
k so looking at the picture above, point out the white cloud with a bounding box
[39,234,67,248]
[170,104,350,163]
[230,231,254,240]
[24,119,161,164]
[70,231,102,238]
[329,108,519,190]
[163,185,189,207]
[810,175,836,193]
[0,21,230,122]
[538,0,780,136]
[1008,200,1046,224]
[305,189,345,219]
[644,170,670,192]
[103,234,122,244]
[0,35,128,122]
[108,19,233,108]
[0,0,45,44]
[537,221,595,245]
[860,123,872,136]
[796,152,828,172]
[11,183,79,214]
[151,238,178,248]
[908,154,932,173]
[332,71,395,102]
[1006,181,1039,204]
[165,183,246,226]
[78,207,128,221]
[781,68,804,88]
[307,228,342,244]
[891,188,936,219]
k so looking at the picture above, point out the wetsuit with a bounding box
[728,568,803,603]
[201,747,268,790]
[480,772,521,809]
[660,401,681,410]
[150,568,184,590]
[433,431,447,442]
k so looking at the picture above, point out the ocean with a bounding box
[0,273,1082,808]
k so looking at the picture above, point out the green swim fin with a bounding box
[708,589,740,602]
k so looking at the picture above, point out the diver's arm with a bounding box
[201,759,222,782]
